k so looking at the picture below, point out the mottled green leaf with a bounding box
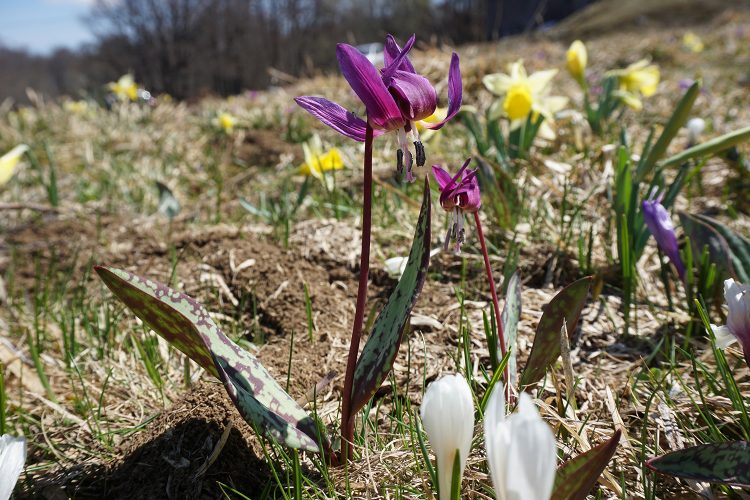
[520,277,592,386]
[350,179,431,414]
[501,271,522,386]
[647,441,750,486]
[95,266,322,452]
[552,430,621,500]
[680,212,750,282]
[659,125,750,169]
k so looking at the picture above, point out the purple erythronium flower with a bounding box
[295,34,462,182]
[711,278,750,368]
[433,159,481,252]
[642,192,685,280]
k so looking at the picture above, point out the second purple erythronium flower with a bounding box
[295,34,462,182]
[642,193,685,280]
[433,159,480,252]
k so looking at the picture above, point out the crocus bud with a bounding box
[686,117,705,148]
[711,278,750,368]
[0,434,26,500]
[566,40,587,84]
[420,374,474,500]
[484,384,557,500]
[641,194,685,280]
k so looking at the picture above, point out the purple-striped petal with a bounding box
[384,34,416,74]
[642,198,686,279]
[336,43,404,131]
[294,96,382,142]
[382,34,416,85]
[424,53,462,130]
[389,70,437,121]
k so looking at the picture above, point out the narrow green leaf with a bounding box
[350,179,432,414]
[636,81,700,180]
[552,430,621,500]
[647,441,750,486]
[679,212,750,282]
[520,277,592,386]
[95,265,322,452]
[501,271,522,386]
[659,125,750,169]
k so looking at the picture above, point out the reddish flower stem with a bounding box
[473,211,507,380]
[340,123,374,462]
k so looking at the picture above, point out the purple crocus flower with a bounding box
[642,193,685,280]
[433,159,481,252]
[295,34,462,182]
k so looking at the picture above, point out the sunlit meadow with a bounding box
[1,7,750,500]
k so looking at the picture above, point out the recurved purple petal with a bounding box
[424,53,462,130]
[336,43,405,131]
[382,34,416,85]
[384,34,416,73]
[389,70,437,121]
[432,165,453,191]
[294,96,380,142]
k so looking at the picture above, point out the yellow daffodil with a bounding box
[682,32,704,53]
[0,145,29,187]
[108,74,138,101]
[63,99,93,116]
[298,134,343,181]
[212,112,237,134]
[566,40,587,84]
[483,60,568,139]
[608,59,660,110]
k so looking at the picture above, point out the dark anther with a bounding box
[414,141,426,167]
[397,149,404,173]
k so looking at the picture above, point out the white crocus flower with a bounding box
[711,278,750,368]
[0,434,26,500]
[420,374,474,500]
[686,117,705,147]
[384,248,440,278]
[484,384,556,500]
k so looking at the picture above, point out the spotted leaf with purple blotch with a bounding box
[350,178,431,414]
[95,266,323,452]
[647,441,750,487]
[552,430,621,500]
[520,277,592,386]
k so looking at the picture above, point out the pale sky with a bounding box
[0,0,96,54]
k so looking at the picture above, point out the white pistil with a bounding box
[397,128,415,181]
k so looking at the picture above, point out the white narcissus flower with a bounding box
[0,434,26,500]
[420,374,474,500]
[484,384,557,500]
[483,60,568,140]
[711,278,750,368]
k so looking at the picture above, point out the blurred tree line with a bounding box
[1,0,589,102]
